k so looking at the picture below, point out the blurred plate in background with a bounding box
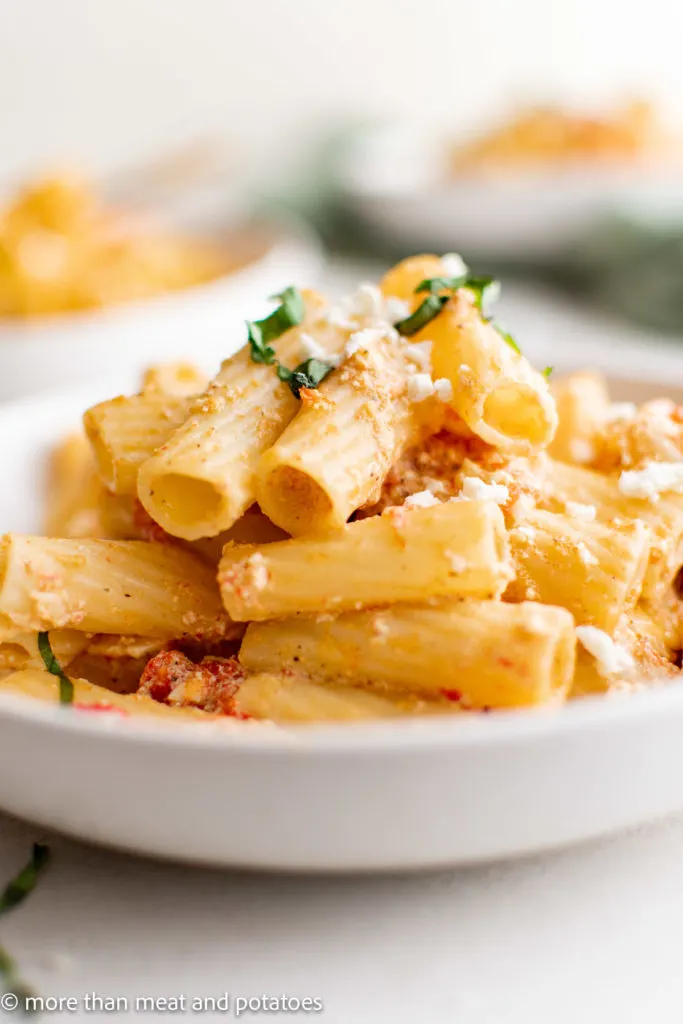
[338,122,683,261]
[0,216,322,400]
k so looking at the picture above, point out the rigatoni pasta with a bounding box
[0,535,235,640]
[240,600,576,709]
[2,256,681,727]
[219,500,512,621]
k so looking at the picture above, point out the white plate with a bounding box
[0,218,323,401]
[0,377,682,872]
[339,123,683,260]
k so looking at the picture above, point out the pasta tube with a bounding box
[548,372,610,465]
[45,433,105,538]
[507,510,650,633]
[0,668,218,720]
[240,600,576,708]
[0,534,234,639]
[427,291,557,453]
[137,291,330,540]
[84,391,194,495]
[255,333,413,536]
[234,671,453,722]
[219,501,512,621]
[543,458,683,596]
[0,630,88,672]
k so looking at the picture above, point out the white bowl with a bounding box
[339,123,683,261]
[0,219,323,400]
[0,375,682,872]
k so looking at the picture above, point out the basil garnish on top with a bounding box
[395,272,521,354]
[246,289,336,399]
[277,358,334,399]
[246,287,305,366]
[38,632,73,705]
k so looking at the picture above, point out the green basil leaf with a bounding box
[246,286,305,366]
[414,274,469,296]
[394,295,448,336]
[543,366,553,378]
[284,358,335,398]
[37,632,73,705]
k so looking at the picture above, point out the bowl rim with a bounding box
[0,215,322,337]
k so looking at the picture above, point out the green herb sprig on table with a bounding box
[37,632,73,705]
[0,843,51,1014]
[246,288,336,399]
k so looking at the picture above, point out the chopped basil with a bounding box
[0,844,50,1013]
[247,287,305,366]
[415,274,468,296]
[277,358,335,398]
[543,366,553,378]
[463,276,500,317]
[37,632,73,705]
[396,272,522,355]
[0,844,50,917]
[393,294,449,336]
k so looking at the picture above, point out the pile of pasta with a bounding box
[0,173,230,317]
[447,100,675,177]
[1,253,682,725]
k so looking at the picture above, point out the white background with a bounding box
[3,0,683,180]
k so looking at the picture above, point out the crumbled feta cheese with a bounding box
[576,625,635,678]
[343,283,385,319]
[458,477,510,505]
[406,372,452,403]
[604,402,637,422]
[514,524,536,541]
[404,340,433,371]
[404,490,441,508]
[300,332,341,368]
[576,542,598,566]
[407,373,436,403]
[239,552,269,592]
[344,326,389,359]
[441,252,469,278]
[509,493,536,522]
[385,296,411,322]
[565,501,597,522]
[618,461,683,501]
[569,438,595,464]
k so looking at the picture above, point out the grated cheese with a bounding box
[300,332,342,368]
[565,501,597,522]
[433,378,453,402]
[618,461,683,501]
[457,477,510,505]
[441,252,468,278]
[576,625,635,678]
[404,490,441,508]
[404,340,433,371]
[407,373,436,403]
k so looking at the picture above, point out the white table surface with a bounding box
[3,261,683,1024]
